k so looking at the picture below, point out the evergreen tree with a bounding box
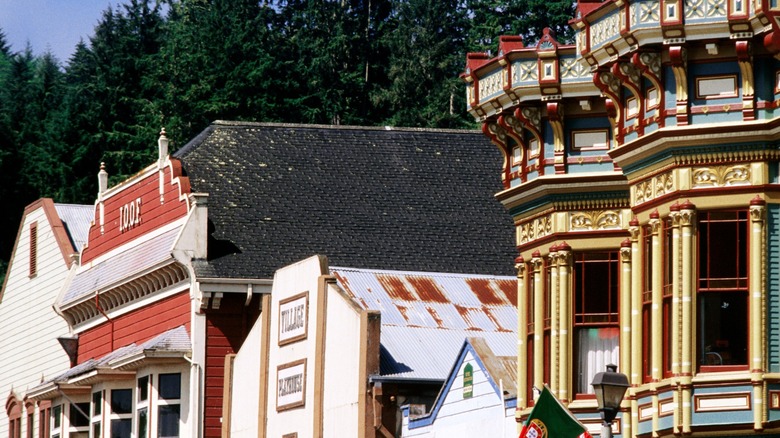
[279,0,391,125]
[465,0,575,53]
[377,0,471,128]
[158,0,289,143]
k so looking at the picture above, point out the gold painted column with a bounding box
[558,242,573,403]
[650,211,663,381]
[679,200,696,434]
[516,256,528,412]
[619,238,633,438]
[532,250,545,396]
[669,203,682,435]
[549,246,560,397]
[650,210,662,437]
[749,197,766,431]
[629,218,642,437]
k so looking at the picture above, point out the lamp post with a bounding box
[591,364,629,438]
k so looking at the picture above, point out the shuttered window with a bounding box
[29,223,37,278]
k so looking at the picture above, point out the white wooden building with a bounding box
[0,199,92,438]
[401,337,517,438]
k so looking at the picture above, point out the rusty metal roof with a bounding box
[330,267,517,381]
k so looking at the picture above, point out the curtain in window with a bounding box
[577,327,620,394]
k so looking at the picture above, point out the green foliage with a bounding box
[0,2,577,269]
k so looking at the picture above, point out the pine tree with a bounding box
[376,0,471,128]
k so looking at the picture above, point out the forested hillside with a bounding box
[0,0,573,281]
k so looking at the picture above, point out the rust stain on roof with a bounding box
[496,279,517,306]
[395,304,411,322]
[466,278,505,306]
[333,271,356,299]
[426,306,445,329]
[377,274,416,301]
[484,307,512,332]
[407,276,448,303]
[454,304,484,331]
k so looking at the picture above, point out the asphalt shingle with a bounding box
[173,122,517,279]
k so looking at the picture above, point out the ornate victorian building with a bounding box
[464,0,780,436]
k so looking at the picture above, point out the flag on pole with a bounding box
[519,386,592,438]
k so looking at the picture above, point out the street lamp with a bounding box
[591,364,629,438]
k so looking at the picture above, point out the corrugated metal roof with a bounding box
[46,326,191,384]
[330,267,517,381]
[54,203,93,252]
[62,227,181,304]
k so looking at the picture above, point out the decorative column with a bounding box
[669,203,682,435]
[532,250,545,396]
[516,256,528,412]
[679,200,696,434]
[549,245,560,397]
[749,196,766,431]
[629,217,642,436]
[649,210,663,437]
[558,242,573,404]
[619,238,633,438]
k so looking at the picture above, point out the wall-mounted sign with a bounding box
[279,292,308,345]
[463,363,473,398]
[119,197,142,232]
[277,359,306,411]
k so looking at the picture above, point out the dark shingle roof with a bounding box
[173,122,516,279]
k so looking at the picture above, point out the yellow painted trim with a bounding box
[517,262,528,413]
[533,255,545,395]
[558,251,572,403]
[549,253,560,397]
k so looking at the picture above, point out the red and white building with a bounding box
[9,122,516,438]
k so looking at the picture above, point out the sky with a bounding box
[0,0,117,64]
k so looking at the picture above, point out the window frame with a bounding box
[697,209,749,372]
[572,250,620,398]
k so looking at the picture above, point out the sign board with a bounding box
[279,292,308,345]
[277,359,307,411]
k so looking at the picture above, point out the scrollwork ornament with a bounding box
[750,204,765,222]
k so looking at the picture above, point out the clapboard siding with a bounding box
[768,204,780,372]
[0,201,76,438]
[204,294,261,438]
[76,292,190,362]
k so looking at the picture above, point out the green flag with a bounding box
[519,386,592,438]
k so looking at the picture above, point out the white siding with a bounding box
[228,316,262,438]
[322,283,362,438]
[403,350,516,438]
[0,206,73,438]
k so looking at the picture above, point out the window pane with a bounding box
[110,390,132,415]
[70,403,90,428]
[92,392,102,416]
[109,419,131,438]
[137,408,147,438]
[576,327,620,394]
[52,406,61,429]
[27,413,33,438]
[699,211,748,289]
[137,376,149,402]
[157,405,180,438]
[698,291,748,366]
[159,374,181,400]
[92,423,100,438]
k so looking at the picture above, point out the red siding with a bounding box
[203,294,261,438]
[77,292,191,363]
[81,159,190,264]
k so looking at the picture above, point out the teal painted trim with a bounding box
[768,204,780,372]
[692,409,753,427]
[621,141,779,175]
[568,162,614,174]
[689,111,743,125]
[507,190,629,216]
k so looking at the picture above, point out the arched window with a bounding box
[6,395,22,438]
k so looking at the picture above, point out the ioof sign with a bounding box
[277,359,306,411]
[278,292,308,345]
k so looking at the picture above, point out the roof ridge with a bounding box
[209,120,481,135]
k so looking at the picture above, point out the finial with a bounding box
[158,127,169,162]
[98,162,108,194]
